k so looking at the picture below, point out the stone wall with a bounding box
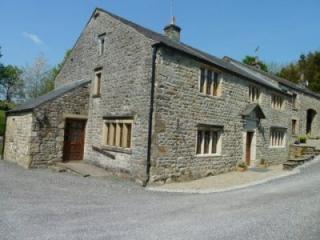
[29,84,90,167]
[4,113,33,168]
[68,10,156,183]
[150,48,292,183]
[293,92,320,138]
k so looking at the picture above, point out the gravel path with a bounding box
[1,160,320,240]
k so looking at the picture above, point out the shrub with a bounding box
[299,136,307,144]
[237,162,247,168]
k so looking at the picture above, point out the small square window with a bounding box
[270,128,286,147]
[103,119,133,149]
[196,126,222,155]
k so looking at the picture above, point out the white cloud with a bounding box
[22,32,43,45]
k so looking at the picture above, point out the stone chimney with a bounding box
[164,17,181,41]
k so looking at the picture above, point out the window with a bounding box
[93,69,102,96]
[270,128,286,147]
[292,94,298,109]
[292,119,298,135]
[272,95,284,110]
[98,33,106,56]
[249,85,260,102]
[196,127,222,155]
[103,119,132,149]
[199,68,221,96]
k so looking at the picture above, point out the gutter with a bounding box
[145,44,159,186]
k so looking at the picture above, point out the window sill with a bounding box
[92,94,101,98]
[198,93,224,100]
[93,144,132,155]
[269,146,286,149]
[196,153,223,157]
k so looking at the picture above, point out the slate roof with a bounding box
[241,103,266,119]
[98,8,320,98]
[8,79,90,114]
[224,56,320,99]
[96,8,284,93]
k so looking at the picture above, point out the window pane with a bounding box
[206,70,212,95]
[204,131,210,154]
[126,123,132,148]
[212,131,218,154]
[213,72,219,96]
[200,68,205,93]
[196,131,202,154]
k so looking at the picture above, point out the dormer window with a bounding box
[98,33,106,56]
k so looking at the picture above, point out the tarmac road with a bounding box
[0,160,319,240]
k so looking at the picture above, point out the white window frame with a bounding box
[269,128,286,148]
[103,119,133,149]
[196,126,222,156]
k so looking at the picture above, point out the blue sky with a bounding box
[1,0,319,67]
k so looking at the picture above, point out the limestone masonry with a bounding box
[4,8,320,185]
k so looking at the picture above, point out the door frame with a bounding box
[243,130,256,167]
[63,118,87,162]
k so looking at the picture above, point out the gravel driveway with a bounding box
[1,160,320,240]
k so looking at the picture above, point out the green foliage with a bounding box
[0,64,24,102]
[237,162,247,168]
[23,50,71,100]
[0,100,15,111]
[299,136,307,144]
[279,51,320,93]
[243,55,269,72]
[52,49,71,80]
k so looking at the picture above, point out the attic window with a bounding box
[98,33,106,56]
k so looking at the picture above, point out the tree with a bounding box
[22,54,54,99]
[279,51,320,92]
[51,49,71,80]
[0,65,24,102]
[0,47,24,102]
[242,55,269,72]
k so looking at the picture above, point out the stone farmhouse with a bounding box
[4,8,320,184]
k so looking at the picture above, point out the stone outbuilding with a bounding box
[4,80,89,168]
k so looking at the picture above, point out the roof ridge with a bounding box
[224,56,320,98]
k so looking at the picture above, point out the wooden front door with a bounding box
[63,119,86,161]
[246,132,254,166]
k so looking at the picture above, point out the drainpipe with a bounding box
[145,44,159,186]
[1,111,7,159]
